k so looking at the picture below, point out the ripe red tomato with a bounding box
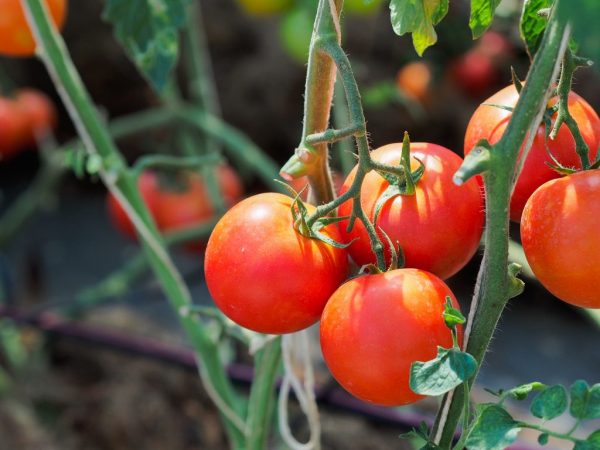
[0,98,29,160]
[449,51,498,97]
[521,170,600,308]
[15,89,57,145]
[0,0,68,57]
[396,61,432,103]
[320,268,462,406]
[106,166,243,248]
[464,84,600,222]
[236,0,292,15]
[205,192,349,334]
[338,142,484,279]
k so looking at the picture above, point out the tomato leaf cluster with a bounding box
[463,381,600,449]
[103,0,191,92]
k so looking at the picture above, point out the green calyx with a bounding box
[282,183,354,250]
[373,132,425,225]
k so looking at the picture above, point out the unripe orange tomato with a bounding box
[320,268,462,406]
[0,0,68,57]
[396,61,432,103]
[521,170,600,308]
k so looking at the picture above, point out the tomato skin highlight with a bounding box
[521,171,600,309]
[0,0,68,57]
[205,192,349,334]
[320,268,462,406]
[338,142,484,280]
[465,84,600,222]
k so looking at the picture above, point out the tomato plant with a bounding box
[521,170,600,308]
[107,166,243,248]
[338,142,484,279]
[465,84,600,221]
[0,0,67,57]
[320,268,462,406]
[204,192,348,334]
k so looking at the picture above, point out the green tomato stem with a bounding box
[20,1,246,447]
[332,78,357,175]
[245,338,283,450]
[431,3,570,447]
[550,46,591,168]
[294,0,344,204]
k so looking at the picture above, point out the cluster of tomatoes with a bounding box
[204,141,480,406]
[202,80,600,407]
[0,89,57,160]
[467,85,600,310]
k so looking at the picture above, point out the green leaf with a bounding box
[103,0,191,92]
[519,0,552,58]
[389,0,449,56]
[559,0,600,67]
[504,382,547,401]
[570,380,600,420]
[442,297,465,328]
[530,385,568,420]
[574,430,600,450]
[538,433,549,446]
[410,347,477,396]
[507,262,525,299]
[465,404,521,450]
[469,0,502,39]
